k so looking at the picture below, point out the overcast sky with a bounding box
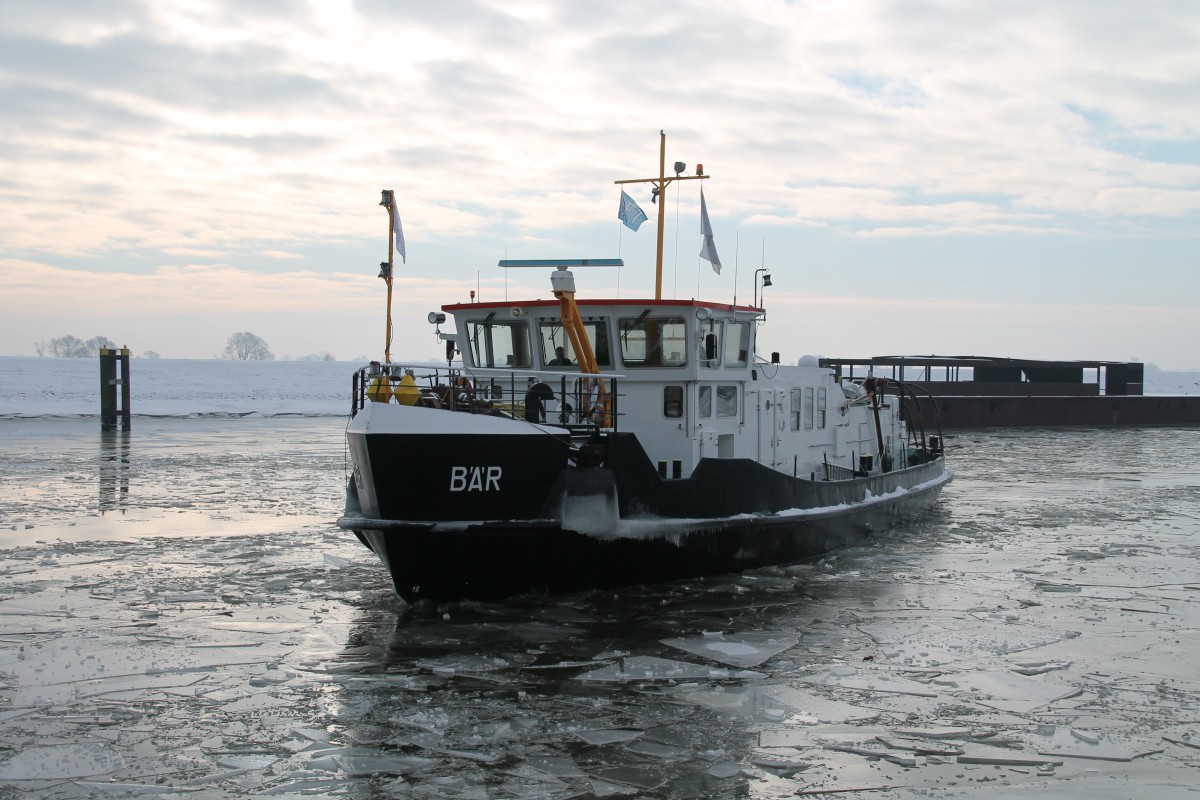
[1,0,1198,368]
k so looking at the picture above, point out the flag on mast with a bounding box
[699,187,721,274]
[393,201,406,263]
[618,190,648,231]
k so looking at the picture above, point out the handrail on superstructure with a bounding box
[350,362,623,434]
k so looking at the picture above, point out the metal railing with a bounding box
[350,362,622,433]
[822,460,858,481]
[888,381,944,464]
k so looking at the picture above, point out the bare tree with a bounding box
[223,332,274,361]
[83,336,116,356]
[34,334,115,357]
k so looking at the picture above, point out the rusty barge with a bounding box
[821,356,1198,428]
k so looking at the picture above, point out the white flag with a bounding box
[699,187,721,274]
[393,202,406,264]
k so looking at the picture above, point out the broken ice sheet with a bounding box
[669,683,797,722]
[706,761,742,778]
[626,740,693,759]
[414,652,537,674]
[575,655,762,682]
[573,728,643,745]
[890,726,972,739]
[756,685,881,724]
[869,621,1079,668]
[660,631,798,668]
[401,733,503,763]
[1010,658,1072,675]
[935,669,1081,714]
[805,670,940,698]
[957,743,1063,767]
[0,743,125,780]
[675,685,758,715]
[524,755,587,778]
[588,765,667,790]
[333,751,438,775]
[1032,727,1163,762]
[589,778,639,797]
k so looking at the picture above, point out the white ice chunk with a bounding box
[588,765,667,790]
[257,778,354,795]
[758,685,881,724]
[821,673,939,698]
[957,744,1063,767]
[890,726,972,739]
[1034,727,1163,762]
[208,620,308,634]
[588,778,640,797]
[402,734,502,763]
[937,669,1080,714]
[660,631,798,668]
[573,729,643,745]
[525,756,586,778]
[821,742,918,767]
[1011,659,1071,676]
[334,752,437,775]
[706,761,742,778]
[74,782,201,795]
[627,740,692,759]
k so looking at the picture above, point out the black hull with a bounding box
[341,457,949,603]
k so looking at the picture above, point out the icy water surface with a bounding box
[1,420,1198,798]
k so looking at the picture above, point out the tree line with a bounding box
[34,334,117,358]
[34,332,278,361]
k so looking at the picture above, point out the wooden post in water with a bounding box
[99,347,131,429]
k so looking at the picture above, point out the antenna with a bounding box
[732,232,740,308]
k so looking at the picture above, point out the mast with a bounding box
[379,190,396,363]
[614,131,708,300]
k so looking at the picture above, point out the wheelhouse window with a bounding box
[664,385,684,418]
[538,319,612,369]
[817,388,827,429]
[698,385,712,418]
[467,321,530,368]
[804,387,814,430]
[618,315,687,368]
[700,320,721,368]
[724,322,751,368]
[716,385,738,417]
[790,388,802,431]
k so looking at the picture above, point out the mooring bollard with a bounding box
[99,347,131,429]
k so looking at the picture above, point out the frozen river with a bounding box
[1,418,1198,798]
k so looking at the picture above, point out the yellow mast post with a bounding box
[365,189,398,404]
[613,131,708,300]
[380,190,396,364]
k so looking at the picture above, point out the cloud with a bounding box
[1,0,1198,364]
